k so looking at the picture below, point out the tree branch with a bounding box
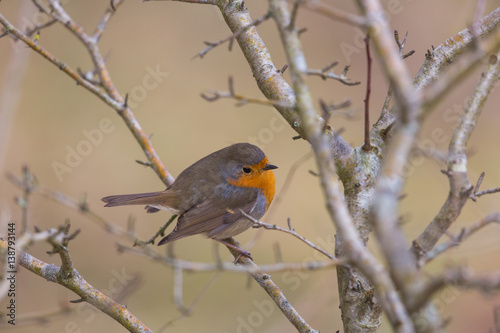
[417,212,500,268]
[241,211,339,261]
[214,0,355,171]
[412,48,500,258]
[0,232,151,333]
[269,1,413,332]
[224,238,319,333]
[0,8,174,186]
[117,243,336,273]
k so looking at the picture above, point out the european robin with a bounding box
[102,143,277,260]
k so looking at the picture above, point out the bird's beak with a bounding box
[262,164,278,171]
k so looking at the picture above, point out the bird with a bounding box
[102,143,277,261]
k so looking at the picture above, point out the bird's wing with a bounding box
[157,198,257,245]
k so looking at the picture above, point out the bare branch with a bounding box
[0,234,151,333]
[142,0,216,4]
[6,172,130,238]
[355,1,429,327]
[0,7,174,186]
[417,212,500,268]
[300,0,367,26]
[373,7,500,135]
[93,0,124,42]
[422,32,500,113]
[223,238,320,333]
[374,30,414,135]
[241,210,340,261]
[413,7,500,91]
[215,0,355,169]
[412,267,500,312]
[413,49,500,258]
[195,12,271,59]
[362,35,372,152]
[270,1,413,331]
[117,243,336,273]
[305,64,360,86]
[470,172,500,201]
[355,0,420,123]
[133,215,177,246]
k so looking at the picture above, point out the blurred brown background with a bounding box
[1,1,499,332]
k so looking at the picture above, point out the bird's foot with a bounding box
[217,239,253,263]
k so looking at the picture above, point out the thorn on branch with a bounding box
[322,61,338,72]
[287,217,295,232]
[228,76,235,96]
[297,27,307,35]
[403,50,415,59]
[110,0,117,11]
[308,170,318,177]
[79,193,89,212]
[135,159,153,167]
[440,169,452,177]
[425,47,434,60]
[279,64,288,74]
[200,92,221,102]
[121,93,129,111]
[394,30,407,50]
[0,28,11,38]
[382,120,396,137]
[341,65,350,76]
[273,242,283,263]
[69,298,85,304]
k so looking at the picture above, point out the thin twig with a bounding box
[418,212,500,268]
[224,238,319,333]
[422,31,500,113]
[413,48,500,258]
[133,215,177,246]
[271,1,413,331]
[93,0,124,42]
[201,83,294,109]
[195,12,271,59]
[300,0,367,26]
[362,34,372,152]
[6,172,130,238]
[470,172,500,201]
[242,210,339,261]
[411,267,500,312]
[0,9,174,186]
[117,243,336,273]
[0,234,152,333]
[142,0,216,4]
[305,65,360,86]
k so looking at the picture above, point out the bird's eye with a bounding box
[242,167,252,174]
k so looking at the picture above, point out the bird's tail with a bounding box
[102,191,178,213]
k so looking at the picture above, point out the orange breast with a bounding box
[228,157,276,209]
